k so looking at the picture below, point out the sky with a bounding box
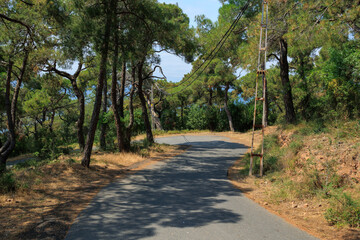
[65,1,222,82]
[156,0,222,82]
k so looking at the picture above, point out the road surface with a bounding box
[66,135,317,240]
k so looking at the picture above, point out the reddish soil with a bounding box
[226,127,360,240]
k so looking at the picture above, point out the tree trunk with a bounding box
[49,110,56,133]
[77,94,85,151]
[11,51,29,126]
[298,54,311,121]
[111,33,126,152]
[81,0,114,167]
[208,88,213,106]
[51,63,85,152]
[145,91,163,130]
[279,37,296,124]
[124,66,136,151]
[224,83,235,132]
[100,77,108,151]
[0,61,16,174]
[208,87,216,131]
[138,61,154,144]
[119,61,126,118]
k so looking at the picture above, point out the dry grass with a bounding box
[0,144,187,240]
[90,152,145,167]
[226,126,360,240]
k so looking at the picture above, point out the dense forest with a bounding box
[0,0,359,173]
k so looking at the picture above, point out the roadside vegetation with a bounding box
[0,0,359,239]
[0,140,184,239]
[236,120,360,236]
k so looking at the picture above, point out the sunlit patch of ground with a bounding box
[226,126,360,240]
[0,144,186,240]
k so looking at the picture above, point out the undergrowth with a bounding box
[0,172,17,193]
[240,120,360,228]
[325,193,360,228]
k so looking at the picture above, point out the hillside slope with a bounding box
[229,121,360,240]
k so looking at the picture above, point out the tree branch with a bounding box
[268,53,280,62]
[0,13,32,34]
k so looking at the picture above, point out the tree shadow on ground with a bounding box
[65,138,248,239]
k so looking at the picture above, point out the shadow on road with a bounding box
[66,138,248,239]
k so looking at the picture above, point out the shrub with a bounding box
[325,193,360,228]
[240,134,281,176]
[186,105,208,130]
[0,172,17,193]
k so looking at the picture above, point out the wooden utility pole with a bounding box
[249,0,268,177]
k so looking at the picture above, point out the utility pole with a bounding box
[249,0,268,177]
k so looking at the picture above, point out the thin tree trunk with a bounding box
[0,60,16,174]
[51,63,85,151]
[224,83,235,132]
[111,32,126,152]
[298,55,311,121]
[82,0,114,167]
[119,61,126,118]
[100,78,108,151]
[11,50,29,126]
[124,66,136,151]
[138,61,154,144]
[208,88,213,106]
[208,87,216,131]
[145,92,163,130]
[279,37,296,124]
[49,110,56,133]
[77,94,85,151]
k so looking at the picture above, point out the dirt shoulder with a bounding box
[225,127,360,240]
[0,144,188,240]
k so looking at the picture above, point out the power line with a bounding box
[164,0,251,96]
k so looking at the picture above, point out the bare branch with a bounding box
[268,53,280,62]
[0,13,32,34]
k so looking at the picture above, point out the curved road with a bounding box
[66,135,317,240]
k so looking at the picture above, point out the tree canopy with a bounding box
[0,0,359,171]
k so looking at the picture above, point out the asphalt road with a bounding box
[66,135,318,240]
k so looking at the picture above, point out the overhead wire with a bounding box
[163,0,251,96]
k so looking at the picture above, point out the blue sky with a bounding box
[66,1,222,81]
[156,0,222,82]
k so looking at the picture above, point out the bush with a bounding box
[186,104,208,130]
[13,158,48,169]
[240,134,281,176]
[297,121,328,136]
[325,193,360,228]
[0,172,17,193]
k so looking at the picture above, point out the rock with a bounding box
[6,199,13,202]
[291,202,298,208]
[318,204,322,207]
[304,203,309,208]
[264,202,269,206]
